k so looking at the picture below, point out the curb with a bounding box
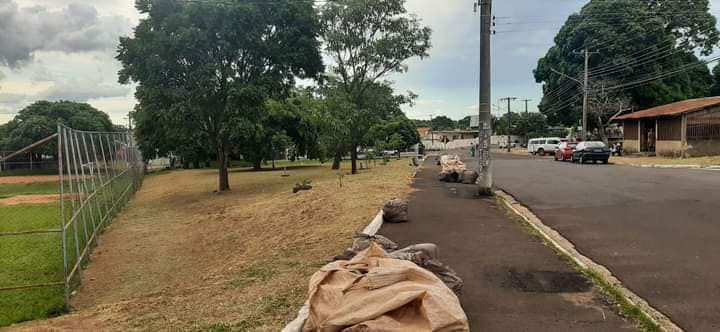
[638,164,702,169]
[495,190,682,332]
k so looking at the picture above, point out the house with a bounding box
[616,97,720,157]
[416,127,432,140]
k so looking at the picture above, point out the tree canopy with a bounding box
[320,0,431,174]
[0,101,112,154]
[118,0,323,191]
[535,0,719,127]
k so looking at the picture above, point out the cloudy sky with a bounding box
[1,0,720,125]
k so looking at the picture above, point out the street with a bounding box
[380,155,634,331]
[493,153,720,331]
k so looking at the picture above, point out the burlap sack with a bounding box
[460,170,479,184]
[303,243,469,332]
[383,198,408,223]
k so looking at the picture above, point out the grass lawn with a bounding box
[611,155,720,167]
[13,159,416,330]
[0,182,59,199]
[0,175,133,327]
[0,204,65,327]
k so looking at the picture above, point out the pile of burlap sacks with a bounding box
[437,155,478,184]
[282,198,469,332]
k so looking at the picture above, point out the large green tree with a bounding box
[118,0,323,192]
[368,115,420,153]
[319,0,431,174]
[0,101,112,156]
[430,115,456,130]
[535,0,718,126]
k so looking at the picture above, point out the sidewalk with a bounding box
[379,153,635,331]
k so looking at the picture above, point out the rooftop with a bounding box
[615,97,720,120]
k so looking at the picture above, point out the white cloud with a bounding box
[0,1,133,67]
[38,80,130,101]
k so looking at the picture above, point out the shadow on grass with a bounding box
[230,165,326,173]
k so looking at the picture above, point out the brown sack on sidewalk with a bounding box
[304,243,469,332]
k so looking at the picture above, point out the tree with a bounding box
[457,116,472,129]
[131,104,211,168]
[118,0,323,192]
[534,0,718,126]
[587,81,630,143]
[518,112,550,139]
[711,65,720,96]
[430,115,455,130]
[0,101,112,157]
[494,112,517,136]
[368,115,420,153]
[320,0,431,174]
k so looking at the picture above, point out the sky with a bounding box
[1,0,720,125]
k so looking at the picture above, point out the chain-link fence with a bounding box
[0,125,143,324]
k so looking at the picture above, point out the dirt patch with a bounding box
[10,161,415,331]
[0,175,60,185]
[0,194,73,206]
[611,155,720,167]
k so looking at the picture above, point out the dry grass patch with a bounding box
[611,155,720,167]
[10,160,415,331]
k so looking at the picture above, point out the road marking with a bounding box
[495,190,683,332]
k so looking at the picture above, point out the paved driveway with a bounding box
[493,153,720,331]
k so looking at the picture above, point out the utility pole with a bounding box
[429,113,434,147]
[500,97,516,152]
[578,48,599,140]
[521,99,531,146]
[475,0,493,195]
[550,48,598,141]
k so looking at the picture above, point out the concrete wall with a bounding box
[687,139,720,157]
[624,139,640,153]
[656,140,683,157]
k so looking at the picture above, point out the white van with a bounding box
[527,137,564,156]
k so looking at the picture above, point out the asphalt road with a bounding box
[380,158,634,331]
[492,153,720,331]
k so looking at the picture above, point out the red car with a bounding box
[554,142,577,161]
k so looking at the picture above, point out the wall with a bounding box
[623,120,639,140]
[624,139,640,153]
[686,139,720,157]
[622,120,639,153]
[657,117,682,140]
[686,108,720,156]
[656,140,683,157]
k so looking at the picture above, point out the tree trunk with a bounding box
[331,150,342,170]
[253,158,262,171]
[598,116,609,145]
[217,143,230,192]
[350,145,358,175]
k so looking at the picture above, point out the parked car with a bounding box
[554,142,577,161]
[571,141,611,164]
[528,137,563,156]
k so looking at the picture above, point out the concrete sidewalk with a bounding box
[379,154,635,331]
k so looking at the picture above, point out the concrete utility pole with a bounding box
[500,97,516,152]
[475,0,493,195]
[550,48,598,141]
[581,49,599,141]
[429,113,434,147]
[521,99,531,145]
